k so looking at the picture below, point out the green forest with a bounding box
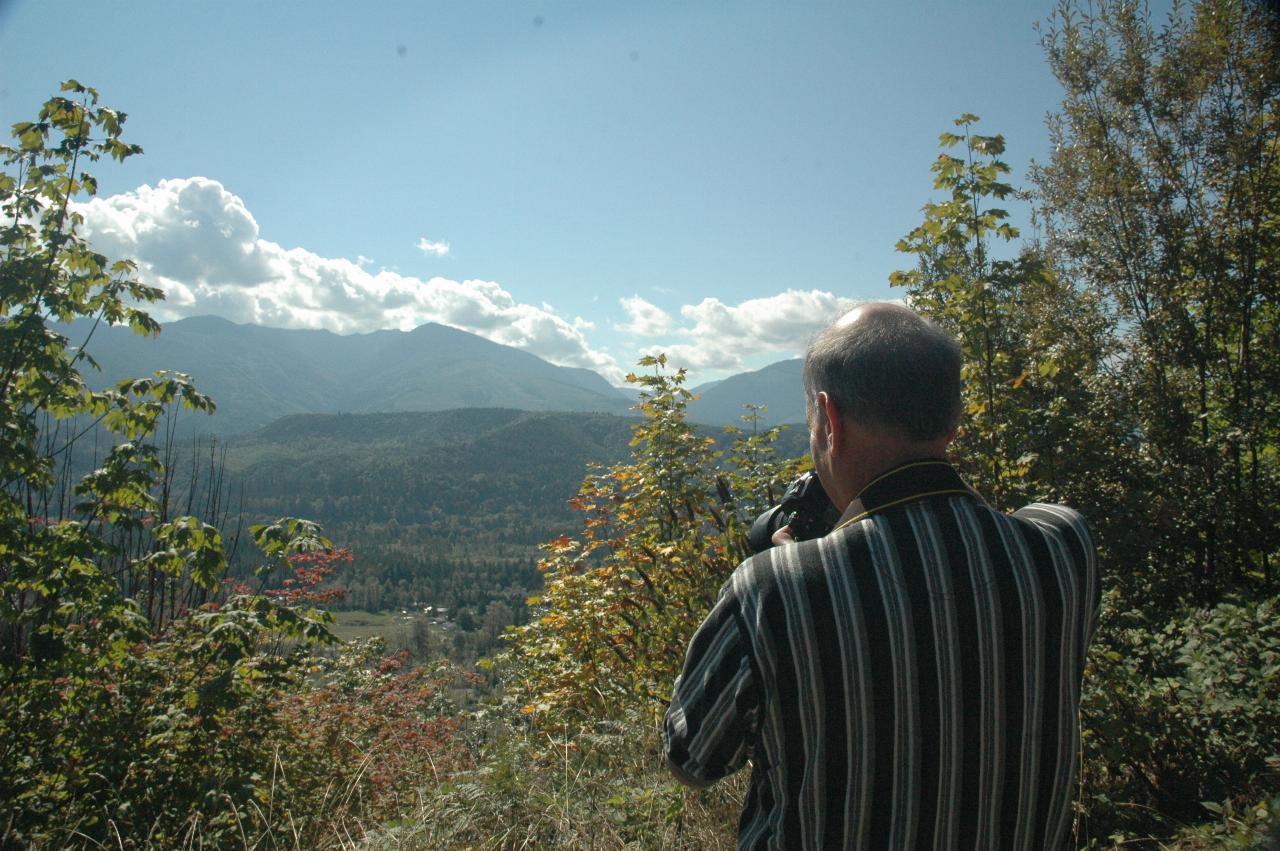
[3,0,1278,847]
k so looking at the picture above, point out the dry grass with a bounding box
[353,714,745,851]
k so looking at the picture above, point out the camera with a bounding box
[747,471,841,554]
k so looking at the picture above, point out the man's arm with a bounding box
[1014,502,1102,643]
[663,583,758,788]
[666,750,720,789]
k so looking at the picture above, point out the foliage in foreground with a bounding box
[2,586,469,848]
[502,365,802,725]
[1080,594,1280,846]
[0,83,471,849]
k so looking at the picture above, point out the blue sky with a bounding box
[0,0,1128,385]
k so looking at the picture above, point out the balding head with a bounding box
[802,303,961,442]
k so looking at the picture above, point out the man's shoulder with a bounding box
[1009,502,1100,581]
[1012,502,1095,546]
[728,535,839,595]
[730,527,874,592]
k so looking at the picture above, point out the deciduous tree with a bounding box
[890,115,1115,516]
[504,359,803,722]
[1034,0,1280,598]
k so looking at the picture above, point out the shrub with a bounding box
[1079,592,1280,842]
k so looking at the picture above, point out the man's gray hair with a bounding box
[802,304,962,441]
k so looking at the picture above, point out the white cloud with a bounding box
[75,177,624,382]
[616,295,672,336]
[639,290,866,372]
[69,177,884,388]
[416,237,450,257]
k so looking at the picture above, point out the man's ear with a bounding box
[815,391,842,451]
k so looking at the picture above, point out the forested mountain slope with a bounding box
[229,408,639,550]
[226,407,808,551]
[220,408,806,612]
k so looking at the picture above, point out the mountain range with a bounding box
[66,316,631,434]
[64,316,809,432]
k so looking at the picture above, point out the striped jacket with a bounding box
[664,460,1100,850]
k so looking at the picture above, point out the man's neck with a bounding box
[841,452,948,506]
[828,424,953,513]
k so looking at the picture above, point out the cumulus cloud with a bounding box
[75,177,623,381]
[640,290,865,371]
[616,295,672,336]
[416,237,450,257]
[69,177,881,386]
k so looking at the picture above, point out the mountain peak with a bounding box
[687,358,805,426]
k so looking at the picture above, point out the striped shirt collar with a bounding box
[833,458,972,531]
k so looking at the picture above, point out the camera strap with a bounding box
[834,459,974,531]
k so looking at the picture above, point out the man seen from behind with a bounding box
[663,303,1100,850]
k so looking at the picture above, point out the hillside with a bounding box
[226,407,808,549]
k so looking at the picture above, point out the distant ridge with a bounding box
[64,316,633,434]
